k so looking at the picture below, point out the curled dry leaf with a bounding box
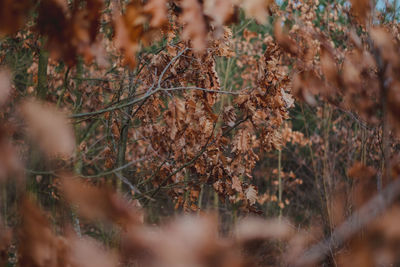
[281,88,294,109]
[245,185,258,205]
[235,217,293,242]
[18,99,75,158]
[232,176,243,192]
[223,106,236,127]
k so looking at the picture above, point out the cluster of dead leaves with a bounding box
[280,6,400,138]
[124,32,298,211]
[0,0,278,66]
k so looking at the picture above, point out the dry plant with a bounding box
[1,0,400,266]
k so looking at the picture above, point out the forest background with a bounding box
[1,0,400,266]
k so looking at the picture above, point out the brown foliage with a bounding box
[18,99,75,158]
[60,176,143,227]
[2,0,400,266]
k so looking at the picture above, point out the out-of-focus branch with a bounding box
[293,175,400,267]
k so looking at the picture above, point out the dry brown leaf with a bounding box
[274,19,298,55]
[347,162,376,180]
[61,176,143,227]
[245,185,258,205]
[180,0,207,52]
[342,54,361,87]
[37,0,103,65]
[223,106,236,127]
[233,128,251,154]
[292,72,318,106]
[18,196,59,267]
[18,99,75,158]
[232,176,242,192]
[144,0,168,27]
[350,0,370,23]
[281,88,294,109]
[370,27,398,65]
[320,47,339,87]
[240,0,271,24]
[150,215,221,266]
[114,0,147,67]
[205,0,234,23]
[0,0,33,36]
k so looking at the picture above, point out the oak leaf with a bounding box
[245,185,258,205]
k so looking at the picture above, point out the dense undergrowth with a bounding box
[2,0,400,266]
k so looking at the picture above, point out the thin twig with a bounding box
[158,47,188,88]
[162,86,243,95]
[82,157,148,178]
